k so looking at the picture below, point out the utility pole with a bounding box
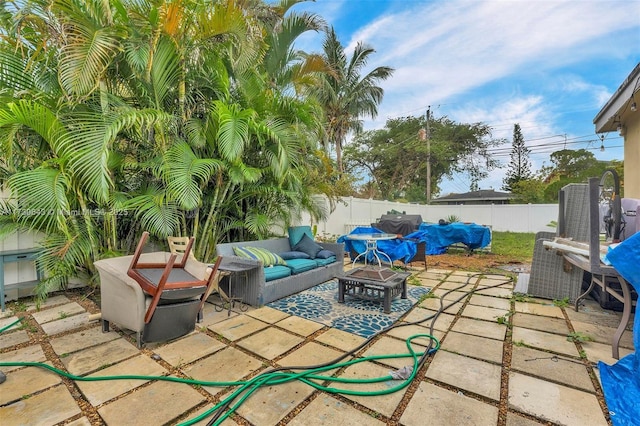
[418,107,431,204]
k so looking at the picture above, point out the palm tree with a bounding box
[317,27,394,173]
[0,0,341,303]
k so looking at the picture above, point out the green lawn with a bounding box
[490,231,536,263]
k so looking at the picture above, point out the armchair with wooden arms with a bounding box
[96,232,221,348]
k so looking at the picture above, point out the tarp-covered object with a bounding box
[412,222,492,255]
[337,226,416,263]
[599,231,640,426]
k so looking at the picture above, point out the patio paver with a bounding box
[314,327,366,351]
[426,350,502,401]
[401,381,499,426]
[49,327,121,355]
[0,385,81,426]
[511,327,579,357]
[451,317,507,341]
[97,380,205,425]
[274,315,325,336]
[510,345,594,392]
[61,338,139,375]
[153,332,226,367]
[440,330,504,364]
[208,315,269,341]
[0,363,61,405]
[511,312,570,335]
[508,372,608,426]
[236,327,303,360]
[288,394,386,426]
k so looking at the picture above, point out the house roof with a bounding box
[431,189,513,203]
[593,62,640,133]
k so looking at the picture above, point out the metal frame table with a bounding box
[1,248,43,312]
[217,259,257,316]
[338,267,410,314]
[346,233,398,279]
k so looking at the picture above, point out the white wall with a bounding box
[302,196,558,237]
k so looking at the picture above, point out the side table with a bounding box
[216,259,257,316]
[1,248,43,312]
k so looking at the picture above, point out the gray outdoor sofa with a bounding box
[215,235,344,307]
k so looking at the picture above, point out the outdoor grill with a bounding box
[371,214,423,236]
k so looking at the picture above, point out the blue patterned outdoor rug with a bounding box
[267,280,430,338]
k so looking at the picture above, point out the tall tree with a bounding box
[343,114,502,202]
[502,124,532,192]
[316,27,393,174]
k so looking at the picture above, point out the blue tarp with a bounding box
[337,226,417,264]
[411,222,492,255]
[599,231,640,426]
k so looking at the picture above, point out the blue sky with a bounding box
[290,0,640,195]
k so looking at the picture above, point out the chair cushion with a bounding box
[233,246,286,266]
[264,265,292,282]
[288,226,314,247]
[285,258,318,274]
[279,250,311,260]
[292,233,323,259]
[314,256,337,266]
[316,249,335,259]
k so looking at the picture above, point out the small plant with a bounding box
[60,353,69,358]
[512,292,530,303]
[513,340,526,347]
[496,311,513,325]
[579,350,587,359]
[406,275,421,286]
[58,311,69,319]
[418,292,437,303]
[567,332,594,343]
[445,214,461,223]
[553,297,570,308]
[12,301,28,312]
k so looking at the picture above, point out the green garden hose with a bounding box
[0,315,438,426]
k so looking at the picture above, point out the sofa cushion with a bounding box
[314,256,337,266]
[233,246,286,266]
[288,226,313,247]
[285,258,318,274]
[264,265,292,282]
[292,233,323,259]
[316,249,336,259]
[279,250,310,260]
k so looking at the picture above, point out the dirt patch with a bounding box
[411,251,531,274]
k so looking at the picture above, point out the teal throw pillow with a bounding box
[233,246,286,266]
[316,249,336,259]
[288,226,313,248]
[292,233,323,259]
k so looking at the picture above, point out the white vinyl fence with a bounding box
[300,196,558,238]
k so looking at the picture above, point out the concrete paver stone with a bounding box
[97,380,205,425]
[278,341,346,371]
[31,302,85,325]
[61,338,139,376]
[571,319,635,349]
[288,394,386,426]
[0,363,61,405]
[25,295,70,311]
[0,384,81,426]
[40,312,90,335]
[0,344,46,373]
[236,327,303,360]
[441,330,504,364]
[385,323,445,348]
[468,294,512,310]
[337,361,408,418]
[581,339,634,365]
[275,315,325,336]
[184,346,263,396]
[314,327,366,352]
[361,335,428,369]
[0,329,30,349]
[508,372,608,426]
[246,306,291,324]
[76,354,168,406]
[514,302,564,319]
[426,350,502,401]
[510,346,594,392]
[451,317,507,341]
[400,381,499,426]
[511,327,579,357]
[234,375,314,425]
[208,315,269,341]
[153,332,226,367]
[512,312,570,335]
[402,307,456,332]
[461,304,509,322]
[50,326,120,355]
